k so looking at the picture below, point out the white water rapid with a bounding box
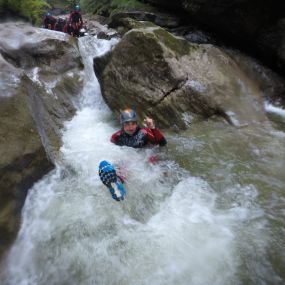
[1,36,282,285]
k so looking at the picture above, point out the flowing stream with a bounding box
[1,35,285,285]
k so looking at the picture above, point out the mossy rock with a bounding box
[95,20,280,129]
[152,27,197,57]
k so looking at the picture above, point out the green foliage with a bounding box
[0,0,4,14]
[21,0,50,24]
[79,0,110,15]
[44,1,80,12]
[111,0,151,14]
[0,0,151,23]
[66,0,79,10]
[1,0,50,24]
[80,0,153,16]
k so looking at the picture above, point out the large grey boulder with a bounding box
[94,21,284,129]
[0,22,84,256]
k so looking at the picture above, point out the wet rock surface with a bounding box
[0,21,84,257]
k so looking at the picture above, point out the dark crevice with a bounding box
[151,79,236,126]
[152,79,187,106]
[0,47,21,68]
[214,108,234,126]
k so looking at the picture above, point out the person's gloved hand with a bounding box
[144,116,155,129]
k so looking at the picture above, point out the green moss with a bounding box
[153,27,197,56]
[118,17,156,31]
[1,0,50,25]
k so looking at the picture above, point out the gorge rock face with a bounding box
[94,21,283,129]
[0,22,84,256]
[140,0,285,78]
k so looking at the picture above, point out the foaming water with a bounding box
[264,101,285,118]
[1,36,282,285]
[264,101,285,129]
[167,120,285,284]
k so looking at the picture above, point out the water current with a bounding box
[1,35,284,285]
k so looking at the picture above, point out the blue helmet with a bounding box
[120,109,137,124]
[75,5,80,11]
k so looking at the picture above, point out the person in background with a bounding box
[69,4,83,37]
[111,108,167,148]
[62,17,69,33]
[64,21,75,36]
[43,12,56,30]
[54,18,65,32]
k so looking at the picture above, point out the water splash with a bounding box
[264,101,285,117]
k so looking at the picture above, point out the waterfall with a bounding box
[1,35,284,285]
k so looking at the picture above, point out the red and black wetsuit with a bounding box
[111,126,167,148]
[69,11,83,37]
[70,11,82,25]
[66,24,75,36]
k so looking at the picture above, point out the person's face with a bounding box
[123,121,137,135]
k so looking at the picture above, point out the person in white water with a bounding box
[110,108,167,148]
[99,109,167,201]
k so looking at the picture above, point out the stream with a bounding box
[1,35,284,285]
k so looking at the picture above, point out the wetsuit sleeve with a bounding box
[69,12,73,22]
[145,128,167,146]
[110,130,121,145]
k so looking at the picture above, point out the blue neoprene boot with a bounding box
[98,160,126,201]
